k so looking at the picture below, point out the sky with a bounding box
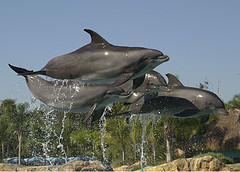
[0,0,239,106]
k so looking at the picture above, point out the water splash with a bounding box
[41,109,55,166]
[55,111,68,163]
[99,109,107,164]
[139,115,148,171]
[99,106,112,169]
[37,80,75,165]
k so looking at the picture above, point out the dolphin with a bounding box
[9,64,132,121]
[91,70,170,122]
[109,73,228,119]
[119,70,170,103]
[9,29,169,86]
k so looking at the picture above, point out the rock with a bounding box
[0,163,24,171]
[0,159,108,171]
[174,148,185,158]
[226,163,240,171]
[57,160,106,171]
[143,156,226,171]
[114,165,131,171]
[113,161,147,171]
[186,108,240,156]
[114,156,235,171]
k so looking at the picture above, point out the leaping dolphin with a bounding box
[109,73,228,119]
[10,64,171,122]
[90,70,170,122]
[119,70,170,103]
[9,29,169,86]
[9,64,132,120]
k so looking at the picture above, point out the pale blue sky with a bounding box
[0,0,240,105]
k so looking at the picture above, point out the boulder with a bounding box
[0,159,108,171]
[0,163,24,171]
[114,161,146,171]
[174,148,185,158]
[57,160,106,171]
[143,156,227,171]
[186,108,240,156]
[114,156,235,171]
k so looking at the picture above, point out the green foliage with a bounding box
[225,94,240,110]
[195,152,234,164]
[0,99,226,166]
[199,79,209,89]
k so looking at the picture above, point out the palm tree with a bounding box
[5,101,31,165]
[0,99,16,161]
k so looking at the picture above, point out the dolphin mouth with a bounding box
[156,55,170,61]
[216,108,228,115]
[160,86,171,92]
[119,91,133,98]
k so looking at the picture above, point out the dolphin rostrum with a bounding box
[9,64,132,122]
[9,29,169,86]
[109,73,228,119]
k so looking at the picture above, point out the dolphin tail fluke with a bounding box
[8,64,46,76]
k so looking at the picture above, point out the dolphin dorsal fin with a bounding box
[166,73,184,86]
[84,29,110,44]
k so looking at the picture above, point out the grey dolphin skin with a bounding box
[119,70,170,103]
[10,29,169,86]
[9,64,132,122]
[110,73,228,119]
[9,64,171,122]
[91,70,170,122]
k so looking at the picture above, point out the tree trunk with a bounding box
[164,120,174,163]
[152,141,156,163]
[1,141,4,160]
[6,144,9,158]
[134,145,137,162]
[18,131,23,165]
[122,142,125,165]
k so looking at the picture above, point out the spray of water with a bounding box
[139,115,148,171]
[99,105,112,169]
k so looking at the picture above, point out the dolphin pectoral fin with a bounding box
[112,73,134,87]
[83,103,98,123]
[91,108,105,122]
[130,97,144,114]
[200,115,210,123]
[8,64,46,76]
[127,92,144,104]
[174,109,199,117]
[133,75,145,89]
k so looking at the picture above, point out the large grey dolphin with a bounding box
[9,64,132,121]
[9,29,169,86]
[109,73,228,119]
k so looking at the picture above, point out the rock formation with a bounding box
[114,156,240,171]
[0,159,107,171]
[186,108,240,156]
